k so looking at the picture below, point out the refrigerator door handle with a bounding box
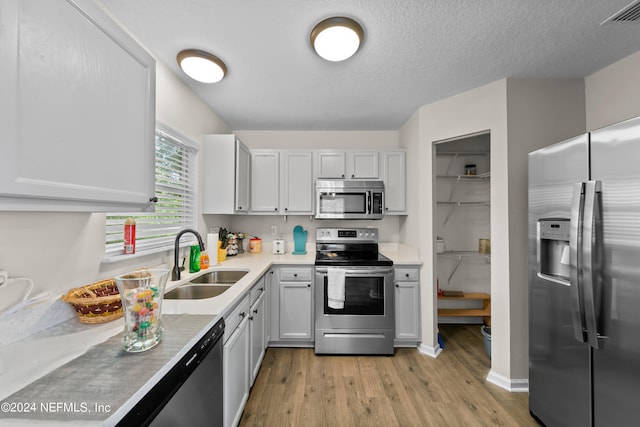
[582,180,604,349]
[569,182,587,343]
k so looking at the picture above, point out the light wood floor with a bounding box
[240,324,540,427]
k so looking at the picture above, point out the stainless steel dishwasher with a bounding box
[118,318,225,426]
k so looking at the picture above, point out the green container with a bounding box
[189,245,201,273]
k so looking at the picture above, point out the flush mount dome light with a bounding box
[310,17,364,62]
[176,49,227,83]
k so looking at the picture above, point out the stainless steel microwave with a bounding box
[315,180,384,220]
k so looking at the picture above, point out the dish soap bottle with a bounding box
[200,251,210,270]
[189,245,201,273]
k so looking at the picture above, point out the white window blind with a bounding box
[105,124,198,258]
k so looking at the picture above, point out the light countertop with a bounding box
[0,244,418,425]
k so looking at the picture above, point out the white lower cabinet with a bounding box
[394,267,421,345]
[223,295,250,427]
[249,278,267,386]
[269,266,314,345]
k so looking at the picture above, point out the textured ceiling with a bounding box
[100,0,640,131]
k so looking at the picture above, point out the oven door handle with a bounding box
[316,267,393,275]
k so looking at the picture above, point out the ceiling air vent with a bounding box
[602,0,640,24]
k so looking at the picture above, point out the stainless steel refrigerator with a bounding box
[528,115,640,427]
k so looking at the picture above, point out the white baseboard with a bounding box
[486,369,529,392]
[418,342,442,358]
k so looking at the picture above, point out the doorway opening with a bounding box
[434,132,491,354]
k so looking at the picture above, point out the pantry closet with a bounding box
[434,133,491,328]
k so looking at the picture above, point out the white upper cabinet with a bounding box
[281,151,313,214]
[316,152,346,179]
[348,151,379,179]
[203,135,251,214]
[250,150,313,215]
[0,0,156,212]
[235,142,251,213]
[316,151,379,179]
[251,151,280,213]
[382,151,407,214]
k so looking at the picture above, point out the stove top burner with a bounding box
[314,227,393,267]
[314,253,393,267]
[315,248,393,267]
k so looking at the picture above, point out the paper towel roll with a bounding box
[207,233,219,264]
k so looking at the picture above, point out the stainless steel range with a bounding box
[314,227,394,355]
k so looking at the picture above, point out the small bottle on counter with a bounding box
[123,217,136,254]
[189,245,201,273]
[200,250,210,270]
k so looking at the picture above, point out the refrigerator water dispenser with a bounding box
[538,219,570,282]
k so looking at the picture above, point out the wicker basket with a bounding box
[62,278,123,324]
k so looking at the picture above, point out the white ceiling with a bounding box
[101,0,640,131]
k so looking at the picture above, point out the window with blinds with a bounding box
[105,124,198,259]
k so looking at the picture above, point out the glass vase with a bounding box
[114,269,169,353]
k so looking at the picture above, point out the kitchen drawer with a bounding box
[250,278,265,305]
[279,268,312,282]
[394,268,419,282]
[224,295,250,343]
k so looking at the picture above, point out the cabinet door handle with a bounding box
[351,174,355,178]
[307,284,311,288]
[396,284,399,288]
[149,196,158,203]
[341,174,345,178]
[253,309,258,314]
[239,312,246,318]
[275,208,278,211]
[294,273,298,277]
[249,316,254,321]
[405,273,410,277]
[284,208,288,211]
[259,287,264,291]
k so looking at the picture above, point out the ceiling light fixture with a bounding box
[176,49,227,83]
[310,17,364,62]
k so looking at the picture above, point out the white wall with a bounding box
[505,78,585,380]
[408,80,510,374]
[585,50,640,130]
[0,61,231,316]
[235,130,399,150]
[398,111,421,249]
[402,77,585,388]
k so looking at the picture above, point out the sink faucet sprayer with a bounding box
[172,229,205,281]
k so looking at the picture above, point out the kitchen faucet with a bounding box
[172,229,205,281]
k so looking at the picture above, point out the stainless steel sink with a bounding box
[164,270,249,300]
[189,270,248,285]
[164,284,232,300]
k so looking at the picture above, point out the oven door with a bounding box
[315,266,395,354]
[315,266,394,329]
